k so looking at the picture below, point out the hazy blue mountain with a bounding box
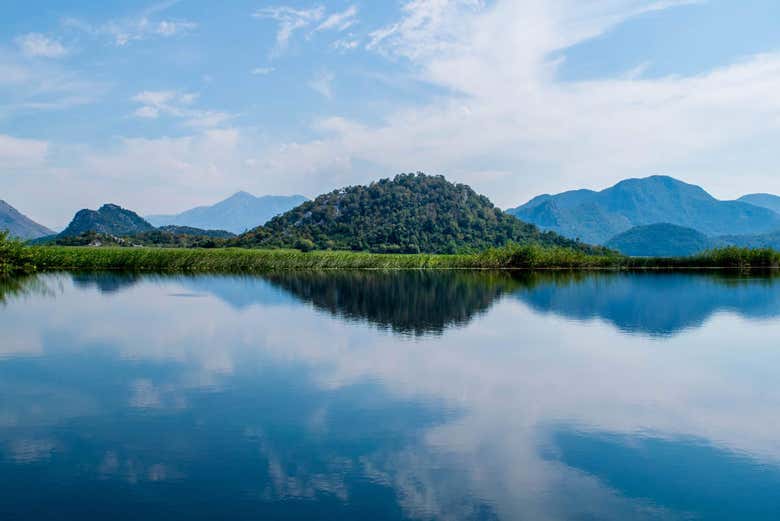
[0,200,53,240]
[146,192,308,234]
[513,272,780,337]
[60,204,154,237]
[738,193,780,214]
[508,175,780,244]
[715,230,780,250]
[605,223,713,257]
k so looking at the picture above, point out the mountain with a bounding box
[508,175,780,244]
[605,223,713,257]
[156,225,234,238]
[715,230,780,251]
[738,193,780,214]
[146,192,308,234]
[60,204,155,237]
[237,173,603,254]
[0,200,53,240]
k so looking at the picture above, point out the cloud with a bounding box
[315,5,359,32]
[14,33,68,58]
[308,70,335,98]
[131,90,232,128]
[251,67,275,76]
[250,0,780,207]
[0,51,102,116]
[0,134,49,168]
[253,6,325,53]
[63,2,196,47]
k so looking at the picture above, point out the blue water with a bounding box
[2,271,780,520]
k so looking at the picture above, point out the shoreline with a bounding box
[11,245,780,274]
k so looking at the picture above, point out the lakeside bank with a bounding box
[1,243,778,274]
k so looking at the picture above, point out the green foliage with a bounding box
[235,173,604,254]
[605,223,713,257]
[0,231,36,275]
[294,238,316,252]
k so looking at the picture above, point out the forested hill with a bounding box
[236,173,603,254]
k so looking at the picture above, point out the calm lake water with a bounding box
[2,270,780,520]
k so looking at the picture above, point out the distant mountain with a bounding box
[715,230,780,251]
[146,192,308,234]
[156,225,234,238]
[237,173,604,254]
[605,223,713,257]
[508,175,780,244]
[738,193,780,214]
[60,204,155,237]
[0,200,53,240]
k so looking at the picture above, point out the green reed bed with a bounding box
[3,234,780,274]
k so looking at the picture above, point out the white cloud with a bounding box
[315,5,359,32]
[253,6,325,53]
[63,2,196,47]
[0,134,49,168]
[251,67,275,76]
[14,33,68,58]
[309,70,335,98]
[252,0,780,207]
[131,90,232,129]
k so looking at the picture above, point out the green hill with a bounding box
[237,173,602,254]
[60,204,155,237]
[606,223,713,257]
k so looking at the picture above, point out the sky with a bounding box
[2,0,780,229]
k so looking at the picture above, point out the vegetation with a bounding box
[0,231,36,275]
[605,223,713,257]
[5,242,779,274]
[235,173,605,254]
[53,228,233,248]
[60,203,154,237]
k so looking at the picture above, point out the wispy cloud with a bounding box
[308,70,335,98]
[14,33,69,58]
[131,90,232,128]
[253,6,325,54]
[254,4,360,56]
[315,5,358,32]
[251,66,275,76]
[64,1,196,46]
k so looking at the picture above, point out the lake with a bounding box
[2,270,780,520]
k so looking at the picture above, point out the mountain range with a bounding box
[0,200,53,240]
[146,192,308,234]
[509,175,780,246]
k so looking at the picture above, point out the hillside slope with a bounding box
[147,192,308,234]
[0,200,53,240]
[605,223,713,257]
[60,204,155,237]
[738,193,780,214]
[509,176,780,244]
[237,173,603,254]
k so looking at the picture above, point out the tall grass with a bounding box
[8,242,780,273]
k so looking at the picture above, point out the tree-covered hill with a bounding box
[236,173,603,254]
[60,204,155,237]
[605,223,713,257]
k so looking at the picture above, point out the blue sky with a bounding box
[2,0,780,228]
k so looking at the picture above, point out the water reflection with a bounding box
[513,271,780,337]
[3,271,780,519]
